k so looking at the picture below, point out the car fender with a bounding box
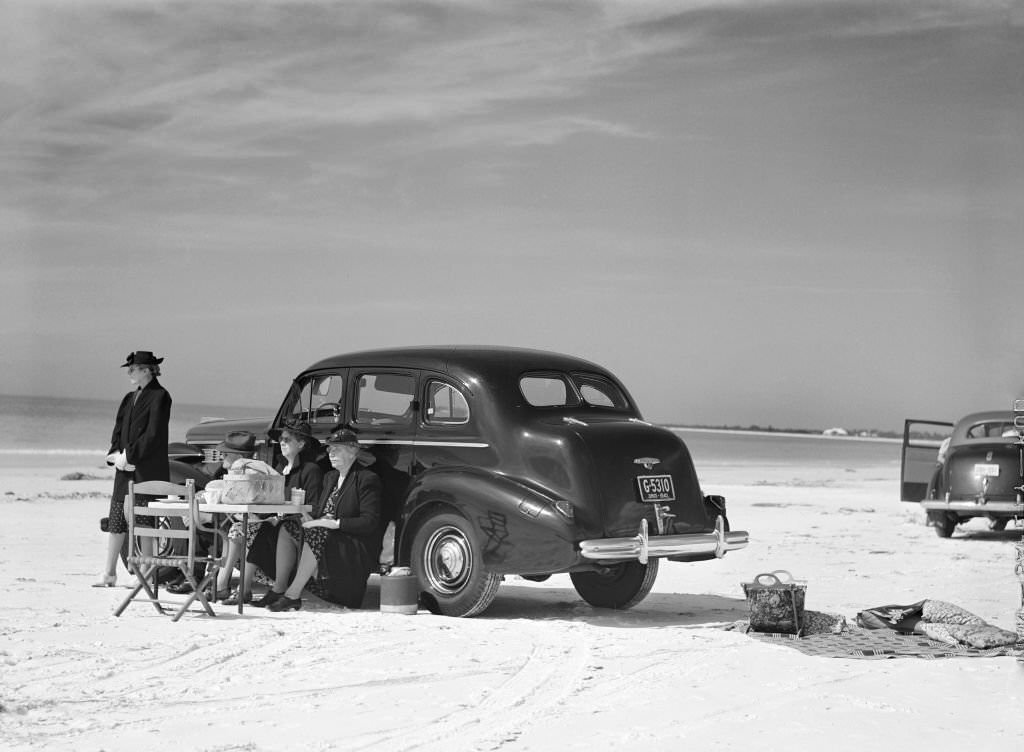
[398,466,581,576]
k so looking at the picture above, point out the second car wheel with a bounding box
[411,512,502,618]
[927,511,957,538]
[570,558,659,610]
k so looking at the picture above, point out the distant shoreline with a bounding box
[665,425,902,443]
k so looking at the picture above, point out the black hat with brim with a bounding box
[215,431,257,456]
[324,428,360,445]
[121,350,164,368]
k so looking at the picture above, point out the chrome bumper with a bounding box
[921,499,1024,514]
[578,516,749,564]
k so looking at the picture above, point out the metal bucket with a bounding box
[380,567,419,615]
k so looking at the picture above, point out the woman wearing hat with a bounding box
[95,351,172,587]
[257,428,381,611]
[221,421,323,605]
[166,430,259,596]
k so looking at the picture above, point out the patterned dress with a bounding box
[281,481,344,563]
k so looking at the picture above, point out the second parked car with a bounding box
[901,406,1024,537]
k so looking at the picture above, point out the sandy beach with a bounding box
[3,458,1023,752]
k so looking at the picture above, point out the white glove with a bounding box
[114,451,136,472]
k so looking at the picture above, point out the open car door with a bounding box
[900,419,953,502]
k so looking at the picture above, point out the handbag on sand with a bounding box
[742,570,807,635]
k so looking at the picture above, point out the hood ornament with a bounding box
[634,457,660,470]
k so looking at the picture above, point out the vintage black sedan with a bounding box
[169,346,749,616]
[900,405,1024,537]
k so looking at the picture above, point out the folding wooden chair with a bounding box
[114,479,222,622]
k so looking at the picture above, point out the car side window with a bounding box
[354,373,416,427]
[520,374,579,407]
[425,381,470,425]
[308,374,345,425]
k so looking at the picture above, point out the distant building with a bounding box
[822,427,849,437]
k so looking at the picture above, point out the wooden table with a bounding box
[150,500,312,614]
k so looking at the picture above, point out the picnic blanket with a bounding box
[729,601,1022,659]
[746,626,1022,659]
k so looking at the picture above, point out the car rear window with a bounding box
[571,372,630,409]
[966,421,1016,438]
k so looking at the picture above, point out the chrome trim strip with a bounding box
[356,439,490,448]
[578,515,749,561]
[921,500,1024,513]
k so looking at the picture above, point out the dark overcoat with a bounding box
[107,378,172,530]
[318,464,383,608]
[108,377,172,482]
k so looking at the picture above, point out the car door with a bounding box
[348,369,419,527]
[900,419,953,502]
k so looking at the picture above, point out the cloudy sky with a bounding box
[3,0,1022,431]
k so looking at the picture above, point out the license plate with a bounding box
[637,474,675,502]
[974,463,1000,477]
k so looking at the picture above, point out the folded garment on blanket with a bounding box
[856,599,1017,649]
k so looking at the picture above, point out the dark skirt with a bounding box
[245,523,281,580]
[107,469,155,534]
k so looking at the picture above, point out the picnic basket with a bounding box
[221,472,286,505]
[742,570,807,635]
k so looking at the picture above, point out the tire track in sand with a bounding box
[352,621,592,752]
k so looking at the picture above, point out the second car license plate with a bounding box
[637,475,675,502]
[974,463,1000,477]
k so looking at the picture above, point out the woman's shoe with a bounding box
[222,589,252,606]
[251,590,284,608]
[267,595,302,612]
[91,574,117,588]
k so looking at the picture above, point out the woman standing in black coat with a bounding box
[94,350,171,587]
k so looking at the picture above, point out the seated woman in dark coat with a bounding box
[256,428,382,612]
[217,421,322,605]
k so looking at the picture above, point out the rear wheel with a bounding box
[411,512,501,617]
[927,511,957,538]
[990,517,1009,532]
[570,559,659,610]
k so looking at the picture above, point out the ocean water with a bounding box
[674,427,900,470]
[0,393,901,472]
[0,394,270,468]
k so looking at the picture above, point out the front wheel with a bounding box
[570,558,659,610]
[411,512,501,617]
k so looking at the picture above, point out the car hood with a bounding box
[184,416,274,446]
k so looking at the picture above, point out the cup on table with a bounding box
[290,488,305,506]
